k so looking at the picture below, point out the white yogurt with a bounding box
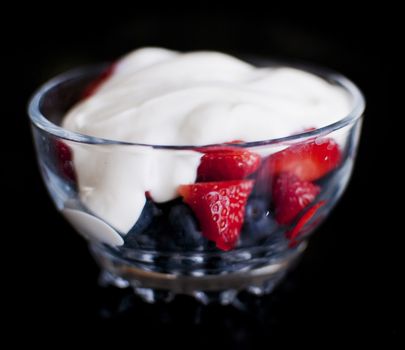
[62,47,351,234]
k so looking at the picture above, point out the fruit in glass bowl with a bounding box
[29,48,364,303]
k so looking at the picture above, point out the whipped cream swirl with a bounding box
[62,48,351,233]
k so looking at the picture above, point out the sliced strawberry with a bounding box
[81,63,115,99]
[197,147,261,182]
[273,172,320,225]
[178,180,254,251]
[286,201,326,243]
[55,140,76,182]
[267,139,341,181]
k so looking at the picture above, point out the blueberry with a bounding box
[245,197,269,223]
[124,200,208,251]
[266,229,289,251]
[125,218,171,250]
[128,200,162,235]
[124,200,162,249]
[168,204,206,250]
[241,197,278,245]
[128,232,157,250]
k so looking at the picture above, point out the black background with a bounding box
[5,7,402,346]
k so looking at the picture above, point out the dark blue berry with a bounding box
[168,204,206,250]
[127,200,162,235]
[123,199,209,251]
[131,232,157,249]
[241,197,278,245]
[124,200,162,249]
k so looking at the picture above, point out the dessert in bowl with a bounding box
[29,48,364,303]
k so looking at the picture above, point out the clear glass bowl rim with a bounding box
[28,60,365,150]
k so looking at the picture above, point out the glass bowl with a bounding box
[28,61,365,304]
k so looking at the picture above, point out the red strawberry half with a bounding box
[81,63,115,99]
[267,139,341,182]
[55,140,76,183]
[286,201,326,243]
[179,180,254,251]
[197,146,261,182]
[273,172,320,225]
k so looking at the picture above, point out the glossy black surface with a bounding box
[5,9,401,345]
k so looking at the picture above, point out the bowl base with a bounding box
[90,242,307,304]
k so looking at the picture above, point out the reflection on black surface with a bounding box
[92,275,298,346]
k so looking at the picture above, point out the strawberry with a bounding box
[178,180,254,251]
[197,147,261,182]
[273,173,320,225]
[55,140,76,182]
[267,139,341,181]
[81,63,115,99]
[286,201,326,243]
